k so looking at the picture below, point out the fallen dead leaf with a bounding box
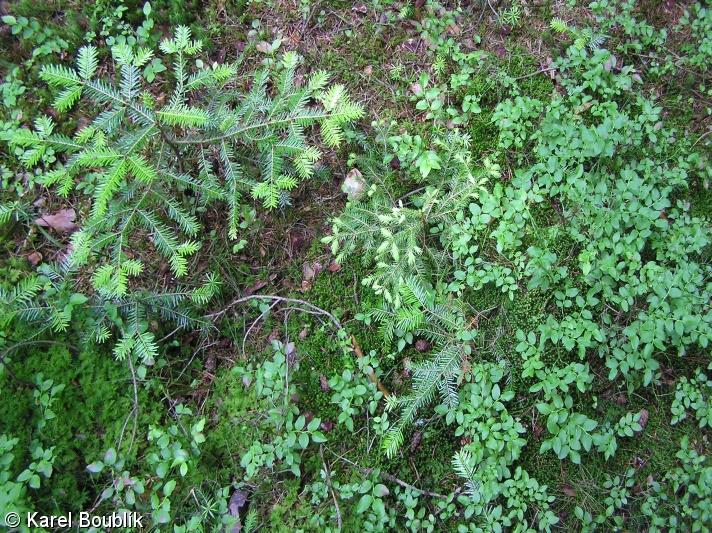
[638,408,649,431]
[415,339,431,352]
[561,484,577,497]
[228,489,249,533]
[327,261,342,273]
[255,41,272,54]
[244,279,268,296]
[402,357,412,378]
[301,261,324,291]
[267,330,280,345]
[446,23,461,36]
[341,168,366,200]
[410,431,422,453]
[27,251,42,266]
[302,261,324,282]
[285,341,297,365]
[320,375,330,392]
[302,263,316,282]
[34,208,78,234]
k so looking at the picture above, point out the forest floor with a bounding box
[1,0,710,531]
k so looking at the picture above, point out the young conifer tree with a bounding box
[4,27,363,359]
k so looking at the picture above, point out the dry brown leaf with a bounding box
[493,44,507,59]
[302,263,316,282]
[561,484,577,497]
[267,329,280,343]
[34,208,78,234]
[410,431,423,453]
[285,341,297,364]
[415,339,431,352]
[244,279,268,296]
[446,23,461,36]
[341,168,366,200]
[228,489,249,533]
[27,251,42,266]
[638,408,649,430]
[255,41,272,54]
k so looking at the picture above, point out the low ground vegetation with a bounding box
[0,0,710,531]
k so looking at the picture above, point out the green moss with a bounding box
[469,110,500,157]
[689,179,712,220]
[266,476,304,531]
[0,344,162,513]
[199,365,258,481]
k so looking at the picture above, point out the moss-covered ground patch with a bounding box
[1,0,710,530]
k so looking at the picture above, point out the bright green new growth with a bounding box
[12,26,362,289]
[378,278,475,458]
[324,133,495,306]
[2,1,712,530]
[3,26,362,375]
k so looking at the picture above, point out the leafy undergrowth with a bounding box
[1,1,710,532]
